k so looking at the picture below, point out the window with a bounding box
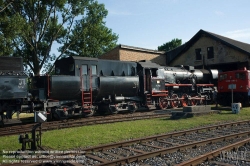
[207,47,214,59]
[81,65,87,75]
[69,64,74,72]
[131,67,135,76]
[55,68,60,74]
[235,72,246,80]
[195,48,202,60]
[219,74,227,81]
[91,65,97,75]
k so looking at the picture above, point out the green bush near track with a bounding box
[0,106,250,153]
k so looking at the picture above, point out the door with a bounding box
[145,69,152,93]
[81,64,97,91]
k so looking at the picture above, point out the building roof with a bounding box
[118,44,165,54]
[137,60,162,68]
[71,56,98,61]
[166,29,250,65]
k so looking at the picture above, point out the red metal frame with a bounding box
[89,67,92,106]
[80,66,93,109]
[80,67,84,106]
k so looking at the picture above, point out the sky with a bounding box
[97,0,250,50]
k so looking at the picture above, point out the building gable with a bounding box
[166,29,250,71]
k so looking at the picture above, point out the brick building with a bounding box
[166,29,250,71]
[99,44,166,66]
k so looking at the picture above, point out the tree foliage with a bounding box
[158,38,182,51]
[0,0,118,75]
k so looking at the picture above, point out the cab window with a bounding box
[219,74,227,81]
[55,67,60,74]
[81,65,88,75]
[91,65,97,75]
[235,72,245,80]
[69,64,74,72]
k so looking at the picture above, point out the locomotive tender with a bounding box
[0,56,219,124]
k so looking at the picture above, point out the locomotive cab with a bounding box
[136,60,167,109]
[217,69,250,106]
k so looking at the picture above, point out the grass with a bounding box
[12,112,34,119]
[1,106,250,153]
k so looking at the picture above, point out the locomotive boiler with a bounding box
[155,66,219,108]
[157,65,219,84]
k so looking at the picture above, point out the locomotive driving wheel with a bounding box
[159,97,169,110]
[170,94,179,108]
[109,105,118,114]
[82,106,95,117]
[52,108,60,120]
[181,93,189,107]
[196,93,203,105]
[190,93,198,106]
[128,102,138,114]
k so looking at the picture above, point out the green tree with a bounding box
[62,1,118,58]
[0,0,118,75]
[158,38,182,51]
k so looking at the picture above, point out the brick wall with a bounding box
[170,36,249,68]
[99,45,166,66]
[120,49,163,61]
[99,46,120,60]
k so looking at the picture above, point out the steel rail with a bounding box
[93,130,250,166]
[0,113,171,137]
[80,120,250,152]
[176,137,250,166]
[4,120,250,166]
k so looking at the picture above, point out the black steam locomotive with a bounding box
[29,56,219,120]
[0,56,219,124]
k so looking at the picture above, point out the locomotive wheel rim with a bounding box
[129,103,138,113]
[171,94,179,108]
[109,105,118,114]
[83,106,95,117]
[190,93,197,106]
[196,94,203,105]
[181,93,188,107]
[159,97,168,110]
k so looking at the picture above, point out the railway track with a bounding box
[0,110,171,137]
[4,120,250,166]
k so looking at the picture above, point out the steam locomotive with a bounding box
[0,56,219,124]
